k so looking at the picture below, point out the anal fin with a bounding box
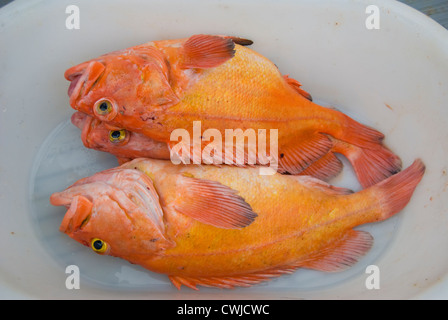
[169,265,300,290]
[278,133,332,175]
[298,151,343,181]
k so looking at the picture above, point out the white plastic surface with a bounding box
[0,0,447,299]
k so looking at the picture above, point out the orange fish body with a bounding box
[65,34,401,188]
[50,158,424,289]
[72,111,345,180]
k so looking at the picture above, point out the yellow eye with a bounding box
[93,98,118,121]
[95,99,113,115]
[91,238,108,254]
[109,129,127,143]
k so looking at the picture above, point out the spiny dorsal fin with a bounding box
[283,74,313,101]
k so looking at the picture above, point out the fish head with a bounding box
[71,112,170,161]
[64,46,180,128]
[50,167,172,258]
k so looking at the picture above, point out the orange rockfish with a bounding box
[72,111,342,181]
[65,34,401,187]
[50,158,424,290]
[72,111,398,184]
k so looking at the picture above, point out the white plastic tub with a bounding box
[1,0,447,299]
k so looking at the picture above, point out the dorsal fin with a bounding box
[283,74,313,101]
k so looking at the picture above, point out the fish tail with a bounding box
[334,114,403,188]
[330,137,402,188]
[290,161,423,274]
[366,159,425,222]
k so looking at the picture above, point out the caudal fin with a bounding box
[370,159,425,221]
[333,114,403,188]
[331,137,402,188]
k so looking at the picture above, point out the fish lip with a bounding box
[67,73,82,98]
[65,60,106,107]
[68,72,87,106]
[56,195,93,234]
[65,62,90,106]
[70,111,88,130]
[71,111,96,148]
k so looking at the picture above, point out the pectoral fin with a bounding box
[173,175,257,229]
[181,34,236,69]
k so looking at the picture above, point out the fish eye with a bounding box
[91,238,108,254]
[93,98,118,121]
[95,100,113,115]
[109,129,127,143]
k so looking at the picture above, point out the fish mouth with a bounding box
[50,192,93,234]
[67,73,82,98]
[71,111,88,130]
[71,111,96,148]
[64,60,106,106]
